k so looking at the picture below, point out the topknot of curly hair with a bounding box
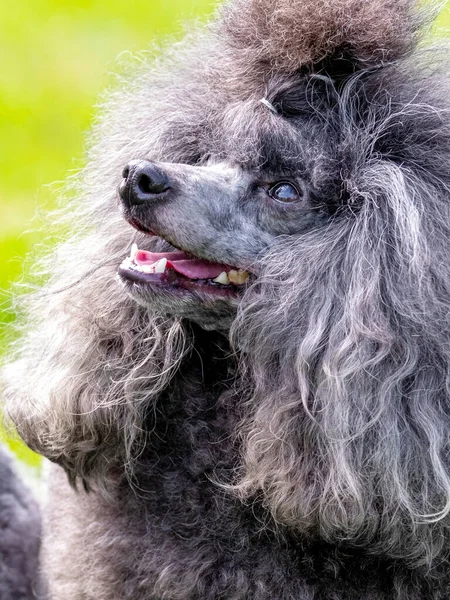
[219,0,428,73]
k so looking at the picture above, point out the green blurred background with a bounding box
[0,0,449,470]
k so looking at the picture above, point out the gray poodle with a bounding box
[4,0,450,597]
[0,446,40,599]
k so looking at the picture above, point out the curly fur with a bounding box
[3,0,450,598]
[231,69,450,565]
[0,445,41,599]
[220,0,425,72]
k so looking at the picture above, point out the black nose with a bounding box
[119,160,170,207]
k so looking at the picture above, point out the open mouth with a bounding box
[119,243,250,297]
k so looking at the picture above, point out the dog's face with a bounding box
[118,159,333,329]
[118,98,341,329]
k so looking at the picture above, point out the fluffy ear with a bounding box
[220,0,429,75]
[232,66,450,565]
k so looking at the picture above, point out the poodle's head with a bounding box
[112,0,433,332]
[114,0,426,332]
[5,0,450,566]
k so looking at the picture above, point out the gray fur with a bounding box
[3,0,450,597]
[0,446,41,599]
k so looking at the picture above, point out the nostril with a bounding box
[119,160,170,207]
[137,173,168,195]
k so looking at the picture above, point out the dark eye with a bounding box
[268,181,302,203]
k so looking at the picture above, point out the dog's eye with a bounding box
[268,182,302,203]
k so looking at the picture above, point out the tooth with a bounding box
[213,272,230,285]
[154,258,167,273]
[140,264,155,273]
[228,270,249,285]
[121,256,131,267]
[130,243,138,260]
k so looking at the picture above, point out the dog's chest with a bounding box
[106,384,440,600]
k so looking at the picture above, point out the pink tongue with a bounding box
[135,250,230,280]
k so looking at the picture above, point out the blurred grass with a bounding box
[0,1,449,467]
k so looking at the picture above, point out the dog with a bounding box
[0,445,41,599]
[3,0,450,597]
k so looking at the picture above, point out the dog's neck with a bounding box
[185,322,236,383]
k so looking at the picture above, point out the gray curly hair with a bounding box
[3,0,450,581]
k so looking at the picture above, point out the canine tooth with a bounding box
[154,258,167,273]
[228,270,249,285]
[213,272,230,285]
[130,243,138,260]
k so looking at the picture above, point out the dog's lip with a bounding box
[118,265,241,298]
[126,217,158,236]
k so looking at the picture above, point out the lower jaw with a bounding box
[118,266,240,299]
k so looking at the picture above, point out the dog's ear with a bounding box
[220,0,429,76]
[232,65,450,563]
